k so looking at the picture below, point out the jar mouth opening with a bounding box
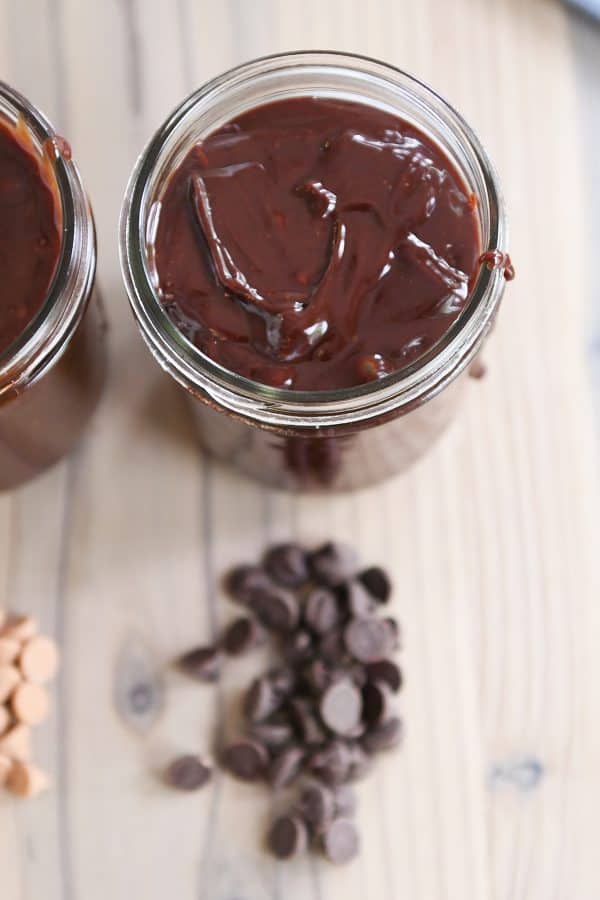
[121,51,508,426]
[0,82,95,394]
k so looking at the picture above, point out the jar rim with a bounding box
[0,81,96,397]
[120,50,508,429]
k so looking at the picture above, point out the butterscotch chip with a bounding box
[0,638,20,665]
[19,636,59,683]
[6,760,49,798]
[3,616,38,643]
[11,682,49,726]
[0,704,12,737]
[0,665,21,703]
[0,724,32,761]
[0,754,11,785]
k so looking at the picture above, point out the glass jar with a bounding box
[0,82,106,491]
[120,52,508,492]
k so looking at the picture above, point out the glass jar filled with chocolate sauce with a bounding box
[121,52,510,492]
[0,82,106,490]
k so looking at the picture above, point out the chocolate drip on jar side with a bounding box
[479,250,515,281]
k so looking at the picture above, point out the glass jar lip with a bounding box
[0,81,96,396]
[120,50,508,428]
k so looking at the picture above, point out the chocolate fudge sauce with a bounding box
[154,97,481,391]
[0,119,62,355]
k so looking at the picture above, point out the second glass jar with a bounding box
[0,82,106,491]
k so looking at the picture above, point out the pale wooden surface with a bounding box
[1,1,599,898]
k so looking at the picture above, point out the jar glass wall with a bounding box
[0,82,106,490]
[120,52,508,492]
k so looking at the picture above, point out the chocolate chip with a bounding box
[344,617,391,663]
[269,745,305,789]
[365,660,402,692]
[222,738,269,781]
[249,720,294,750]
[264,543,309,588]
[177,645,222,682]
[281,629,314,664]
[319,630,346,663]
[346,741,373,781]
[338,580,376,618]
[308,542,358,587]
[321,819,360,864]
[296,782,336,833]
[320,678,362,737]
[244,677,281,722]
[304,588,341,635]
[268,814,308,859]
[333,784,356,817]
[362,681,389,727]
[362,717,404,754]
[256,586,300,633]
[383,617,402,650]
[348,663,367,688]
[342,721,366,741]
[222,617,264,656]
[309,741,351,785]
[225,565,271,606]
[288,697,326,746]
[301,659,331,695]
[165,754,212,791]
[358,566,392,603]
[267,666,297,698]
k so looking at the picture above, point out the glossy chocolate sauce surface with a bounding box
[154,97,481,391]
[0,119,62,356]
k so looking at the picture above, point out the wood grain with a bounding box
[0,0,599,898]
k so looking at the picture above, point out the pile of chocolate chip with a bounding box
[172,541,403,865]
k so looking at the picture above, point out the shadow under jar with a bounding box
[0,82,106,491]
[120,52,510,492]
